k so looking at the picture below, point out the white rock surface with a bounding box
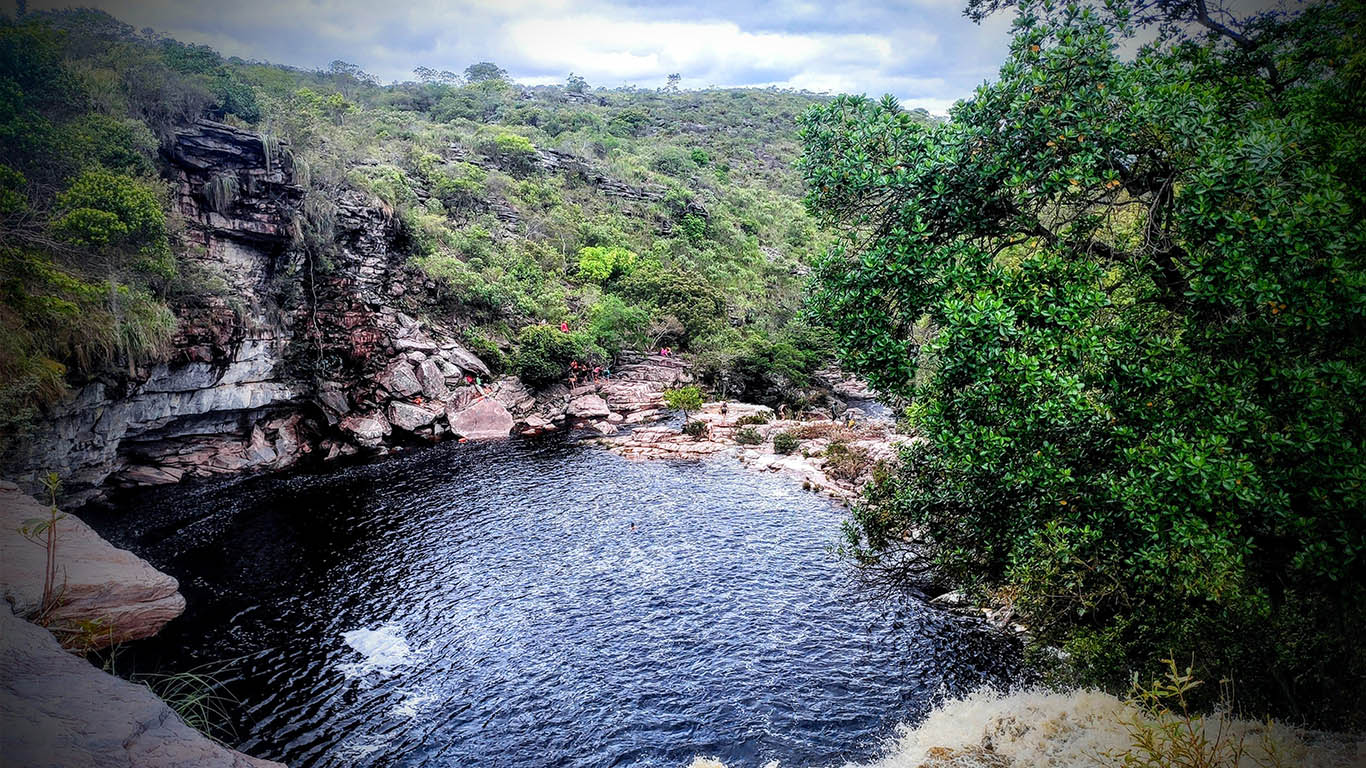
[0,483,185,648]
[0,605,284,768]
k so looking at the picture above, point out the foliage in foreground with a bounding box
[801,0,1365,726]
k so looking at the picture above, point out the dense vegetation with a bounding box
[803,0,1365,727]
[0,8,844,457]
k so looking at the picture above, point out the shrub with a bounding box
[736,411,771,426]
[682,420,708,438]
[822,441,870,483]
[772,431,798,455]
[735,426,762,445]
[510,324,578,388]
[576,245,636,283]
[477,132,537,173]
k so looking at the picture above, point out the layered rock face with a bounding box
[4,121,518,505]
[4,120,696,505]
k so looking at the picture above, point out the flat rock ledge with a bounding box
[0,482,185,649]
[0,605,284,768]
[0,481,284,767]
[601,402,909,502]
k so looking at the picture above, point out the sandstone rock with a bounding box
[442,343,491,377]
[414,358,450,399]
[386,401,442,432]
[446,397,513,439]
[394,335,438,354]
[567,393,611,419]
[0,484,185,649]
[434,357,462,378]
[0,605,284,768]
[624,409,664,424]
[317,386,349,422]
[490,377,537,416]
[339,412,391,448]
[378,360,422,397]
[244,425,278,465]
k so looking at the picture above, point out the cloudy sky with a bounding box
[25,0,1017,114]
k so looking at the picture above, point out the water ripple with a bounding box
[90,436,1019,768]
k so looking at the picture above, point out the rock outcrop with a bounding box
[0,605,284,768]
[2,117,709,507]
[2,121,516,505]
[604,401,906,501]
[0,482,184,648]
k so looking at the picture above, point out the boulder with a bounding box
[0,483,185,649]
[442,343,491,377]
[490,377,537,416]
[394,335,438,354]
[446,397,514,439]
[339,412,391,448]
[386,401,442,432]
[413,358,449,399]
[378,360,422,397]
[567,393,611,419]
[0,605,284,768]
[317,386,349,423]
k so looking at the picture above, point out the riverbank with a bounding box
[601,401,906,502]
[0,482,284,767]
[688,686,1363,768]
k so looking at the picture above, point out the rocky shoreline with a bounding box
[0,482,283,767]
[602,400,906,502]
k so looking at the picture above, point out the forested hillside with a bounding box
[0,8,856,458]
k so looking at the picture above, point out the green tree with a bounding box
[800,0,1366,726]
[663,385,703,425]
[565,72,588,94]
[464,61,509,83]
[510,324,579,388]
[576,245,636,283]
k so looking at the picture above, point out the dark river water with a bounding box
[88,436,1019,768]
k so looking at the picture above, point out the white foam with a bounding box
[340,624,412,677]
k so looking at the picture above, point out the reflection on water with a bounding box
[90,437,1019,768]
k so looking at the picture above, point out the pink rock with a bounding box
[567,393,611,419]
[386,401,442,432]
[0,484,185,649]
[446,397,514,439]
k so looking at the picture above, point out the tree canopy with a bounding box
[801,0,1365,727]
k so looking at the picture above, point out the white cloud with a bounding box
[28,0,1014,110]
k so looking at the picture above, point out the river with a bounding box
[87,436,1020,768]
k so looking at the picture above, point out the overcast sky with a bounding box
[25,0,1017,114]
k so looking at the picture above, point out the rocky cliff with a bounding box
[4,121,692,506]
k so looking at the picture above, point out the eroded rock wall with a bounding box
[5,120,692,505]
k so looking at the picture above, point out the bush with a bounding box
[682,420,708,438]
[735,411,770,426]
[510,324,577,388]
[576,245,636,283]
[735,426,762,445]
[477,132,537,174]
[772,431,798,455]
[822,441,870,482]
